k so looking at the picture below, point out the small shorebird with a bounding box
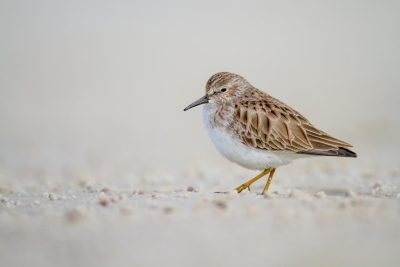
[184,72,357,194]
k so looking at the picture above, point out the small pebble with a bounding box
[65,207,87,223]
[85,185,97,193]
[101,187,114,194]
[48,192,58,201]
[213,200,228,210]
[98,199,109,206]
[78,180,88,188]
[163,206,174,214]
[186,186,198,192]
[98,192,110,206]
[373,182,382,190]
[152,193,162,199]
[0,194,8,204]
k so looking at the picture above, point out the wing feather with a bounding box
[233,93,354,156]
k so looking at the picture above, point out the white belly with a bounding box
[203,105,304,170]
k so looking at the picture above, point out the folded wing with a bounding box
[233,96,356,157]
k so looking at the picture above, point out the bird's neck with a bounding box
[203,101,235,129]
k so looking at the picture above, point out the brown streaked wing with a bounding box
[233,95,353,153]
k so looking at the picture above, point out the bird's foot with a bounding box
[235,183,251,193]
[235,168,272,193]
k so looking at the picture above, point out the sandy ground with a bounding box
[1,156,399,267]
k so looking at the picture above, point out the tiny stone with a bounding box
[101,187,113,194]
[98,192,110,206]
[65,207,86,223]
[98,198,109,206]
[213,200,228,210]
[110,196,119,203]
[373,182,382,190]
[48,192,58,201]
[0,194,8,204]
[186,186,196,192]
[78,180,88,188]
[163,206,174,214]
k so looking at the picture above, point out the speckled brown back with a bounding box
[230,87,353,153]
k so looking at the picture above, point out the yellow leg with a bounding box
[262,168,276,194]
[236,168,271,193]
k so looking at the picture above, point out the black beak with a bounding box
[183,95,209,111]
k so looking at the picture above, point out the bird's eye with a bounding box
[220,88,227,92]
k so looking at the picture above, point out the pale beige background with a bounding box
[1,0,399,175]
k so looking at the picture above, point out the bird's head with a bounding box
[184,72,251,111]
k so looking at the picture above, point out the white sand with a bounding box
[1,158,399,267]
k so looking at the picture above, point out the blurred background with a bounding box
[1,0,399,178]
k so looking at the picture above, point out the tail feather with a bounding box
[297,147,357,158]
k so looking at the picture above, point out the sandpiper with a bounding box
[184,72,356,194]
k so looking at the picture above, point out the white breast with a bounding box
[202,104,304,170]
